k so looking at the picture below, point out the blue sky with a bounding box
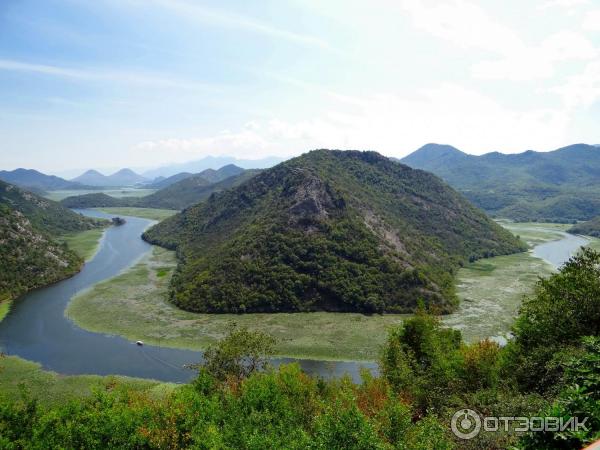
[1,0,599,174]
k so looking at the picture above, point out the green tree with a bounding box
[194,323,276,381]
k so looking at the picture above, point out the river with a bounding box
[0,210,376,383]
[0,214,588,383]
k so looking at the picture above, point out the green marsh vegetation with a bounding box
[0,356,174,407]
[67,247,406,360]
[56,228,106,261]
[67,222,568,358]
[3,250,600,448]
[44,188,156,202]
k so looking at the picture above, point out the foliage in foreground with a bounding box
[1,250,599,449]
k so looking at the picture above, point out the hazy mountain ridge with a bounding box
[142,155,284,178]
[72,168,148,187]
[143,149,524,314]
[61,165,256,210]
[0,168,91,191]
[145,172,194,189]
[401,143,600,221]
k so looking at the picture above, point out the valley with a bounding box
[64,218,587,362]
[0,205,587,375]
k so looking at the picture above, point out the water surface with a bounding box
[0,210,376,383]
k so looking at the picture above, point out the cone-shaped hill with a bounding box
[143,150,525,314]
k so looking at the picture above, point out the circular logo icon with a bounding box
[451,409,481,440]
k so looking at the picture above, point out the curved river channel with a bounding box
[0,210,376,383]
[0,212,589,383]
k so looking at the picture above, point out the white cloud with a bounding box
[111,0,335,52]
[397,0,523,55]
[538,0,589,10]
[134,83,571,160]
[0,58,218,91]
[550,62,600,109]
[395,0,598,81]
[472,30,598,81]
[583,10,600,30]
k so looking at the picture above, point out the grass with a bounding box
[67,247,405,361]
[95,207,177,221]
[0,355,175,407]
[66,222,592,361]
[0,300,10,322]
[56,228,106,261]
[45,188,156,202]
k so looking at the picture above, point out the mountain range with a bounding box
[61,165,256,210]
[0,180,103,302]
[0,168,90,192]
[71,168,148,187]
[143,149,524,314]
[141,155,284,179]
[401,143,600,222]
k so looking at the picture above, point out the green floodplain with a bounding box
[44,188,157,202]
[0,209,597,406]
[64,216,594,361]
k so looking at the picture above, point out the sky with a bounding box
[1,0,599,175]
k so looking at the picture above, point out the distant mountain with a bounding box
[144,164,245,190]
[0,168,88,191]
[196,164,245,183]
[71,170,109,186]
[107,168,147,186]
[145,172,194,189]
[143,155,284,178]
[72,168,147,187]
[0,180,103,302]
[401,143,600,222]
[61,166,258,211]
[135,168,257,210]
[143,149,524,314]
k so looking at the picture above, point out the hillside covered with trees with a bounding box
[0,181,103,302]
[1,249,598,448]
[569,217,600,237]
[401,143,600,222]
[143,150,525,314]
[60,166,258,211]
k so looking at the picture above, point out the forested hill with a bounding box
[61,169,260,210]
[401,143,600,222]
[0,181,101,235]
[569,217,600,237]
[0,181,103,302]
[143,149,525,314]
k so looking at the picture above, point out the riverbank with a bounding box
[66,222,585,360]
[0,355,175,406]
[67,247,404,361]
[0,225,107,323]
[57,228,106,262]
